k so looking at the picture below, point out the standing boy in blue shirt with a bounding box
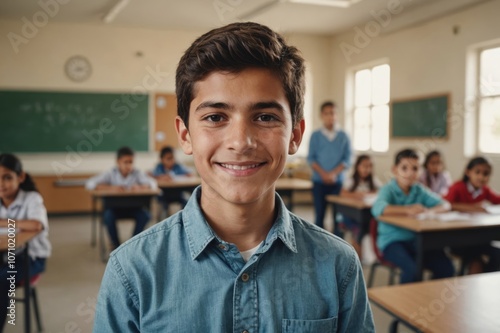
[307,101,351,233]
[94,22,374,332]
[85,146,157,249]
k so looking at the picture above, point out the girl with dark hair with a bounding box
[445,156,500,273]
[0,153,51,330]
[340,155,381,257]
[418,150,452,196]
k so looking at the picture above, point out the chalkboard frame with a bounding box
[390,93,450,140]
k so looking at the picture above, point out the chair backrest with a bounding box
[369,218,395,267]
[16,274,41,287]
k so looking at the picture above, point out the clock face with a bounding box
[65,55,92,82]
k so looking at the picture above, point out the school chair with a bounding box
[367,218,398,288]
[15,274,44,333]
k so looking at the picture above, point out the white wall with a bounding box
[329,0,500,188]
[0,20,332,176]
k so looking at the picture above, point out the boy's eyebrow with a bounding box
[195,101,231,112]
[250,101,285,113]
[194,101,285,113]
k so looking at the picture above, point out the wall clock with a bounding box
[64,55,92,82]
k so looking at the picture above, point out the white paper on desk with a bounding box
[0,227,19,235]
[362,194,378,205]
[485,205,500,215]
[415,211,471,221]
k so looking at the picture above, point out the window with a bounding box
[477,46,500,154]
[351,63,390,152]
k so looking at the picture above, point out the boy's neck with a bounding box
[200,190,276,252]
[396,179,412,194]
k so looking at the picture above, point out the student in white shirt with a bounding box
[85,147,157,249]
[340,154,381,257]
[0,153,51,330]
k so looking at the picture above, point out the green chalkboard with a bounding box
[391,94,449,138]
[0,90,149,153]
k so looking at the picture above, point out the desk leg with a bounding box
[23,244,31,333]
[416,234,424,282]
[99,213,107,263]
[91,196,97,247]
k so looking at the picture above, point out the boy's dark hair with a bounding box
[320,101,336,113]
[423,150,442,187]
[176,22,305,129]
[462,156,491,183]
[0,153,38,192]
[117,146,134,159]
[394,148,419,165]
[350,154,375,192]
[160,146,174,159]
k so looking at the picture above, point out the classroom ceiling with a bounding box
[0,0,491,35]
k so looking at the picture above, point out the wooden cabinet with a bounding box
[32,174,92,214]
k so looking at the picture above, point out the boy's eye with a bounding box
[204,114,224,122]
[256,114,277,122]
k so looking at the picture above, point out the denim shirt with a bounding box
[93,187,374,333]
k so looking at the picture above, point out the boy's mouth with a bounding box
[219,163,265,171]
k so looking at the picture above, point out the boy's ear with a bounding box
[288,119,305,155]
[391,165,397,175]
[175,117,193,155]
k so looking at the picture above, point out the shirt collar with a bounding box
[466,181,483,199]
[182,187,297,260]
[1,189,26,210]
[390,178,418,196]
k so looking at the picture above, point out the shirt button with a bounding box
[241,273,250,282]
[218,244,227,251]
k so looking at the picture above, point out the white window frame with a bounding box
[465,39,500,158]
[345,58,390,155]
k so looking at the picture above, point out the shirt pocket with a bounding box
[282,316,337,333]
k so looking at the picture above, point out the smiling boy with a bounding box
[93,22,374,332]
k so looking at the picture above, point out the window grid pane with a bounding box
[371,105,389,152]
[478,96,500,154]
[352,64,390,153]
[353,107,370,151]
[480,47,500,97]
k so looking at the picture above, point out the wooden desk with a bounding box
[369,272,500,333]
[0,231,40,333]
[89,189,160,261]
[157,177,312,212]
[275,178,312,211]
[327,195,372,238]
[379,214,500,281]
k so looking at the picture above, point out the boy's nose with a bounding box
[227,120,257,153]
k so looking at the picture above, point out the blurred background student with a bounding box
[371,148,454,283]
[151,146,193,217]
[307,101,351,235]
[85,146,157,249]
[445,156,500,274]
[418,150,452,196]
[0,154,51,331]
[340,154,381,257]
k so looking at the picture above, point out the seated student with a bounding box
[93,22,375,332]
[85,146,157,249]
[445,156,500,274]
[371,148,454,284]
[340,154,381,257]
[0,154,51,331]
[418,150,452,196]
[152,146,193,213]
